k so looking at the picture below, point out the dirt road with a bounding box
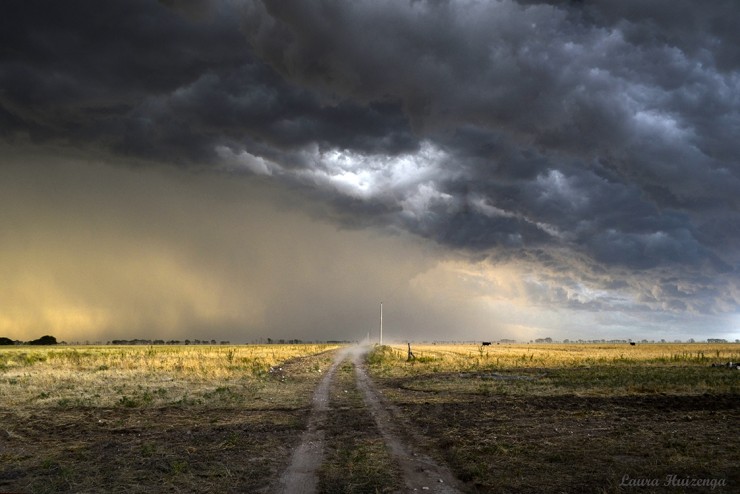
[273,346,464,493]
[273,347,345,494]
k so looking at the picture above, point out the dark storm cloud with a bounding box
[1,0,245,159]
[2,0,739,317]
[244,1,739,233]
[0,0,417,162]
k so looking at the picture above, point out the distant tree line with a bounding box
[108,339,230,345]
[0,336,235,346]
[2,335,736,347]
[0,335,58,345]
[265,338,307,344]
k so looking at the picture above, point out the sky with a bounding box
[1,0,739,343]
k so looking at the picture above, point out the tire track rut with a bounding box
[273,347,347,494]
[274,346,464,493]
[351,348,463,493]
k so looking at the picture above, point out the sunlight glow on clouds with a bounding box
[320,142,447,198]
[216,140,459,228]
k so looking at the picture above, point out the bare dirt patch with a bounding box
[373,375,739,493]
[0,406,305,493]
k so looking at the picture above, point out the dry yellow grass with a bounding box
[0,344,343,493]
[367,343,739,492]
[0,344,339,408]
[369,342,740,397]
[383,342,740,370]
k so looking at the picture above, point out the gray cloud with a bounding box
[1,0,739,329]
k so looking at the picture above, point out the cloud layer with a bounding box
[1,0,739,338]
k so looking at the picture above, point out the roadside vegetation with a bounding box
[0,344,339,493]
[368,343,740,493]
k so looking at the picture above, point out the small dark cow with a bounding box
[482,341,492,346]
[629,341,636,346]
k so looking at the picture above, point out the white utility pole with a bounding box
[379,302,383,345]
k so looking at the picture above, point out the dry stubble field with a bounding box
[370,343,740,493]
[0,342,738,493]
[0,344,339,493]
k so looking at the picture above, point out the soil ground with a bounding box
[1,406,303,493]
[0,348,333,494]
[2,345,738,493]
[372,371,739,493]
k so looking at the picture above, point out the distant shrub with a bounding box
[0,337,15,345]
[28,335,58,345]
[367,345,398,366]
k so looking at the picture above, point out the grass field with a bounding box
[0,344,338,493]
[0,344,338,409]
[1,342,738,493]
[369,343,740,493]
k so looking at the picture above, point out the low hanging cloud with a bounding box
[1,0,739,333]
